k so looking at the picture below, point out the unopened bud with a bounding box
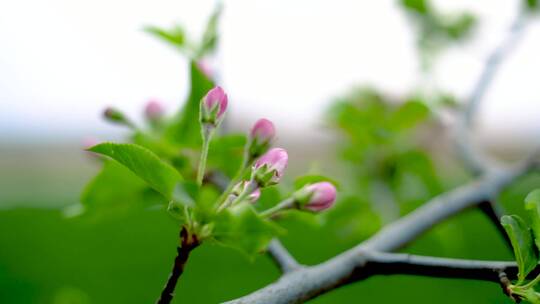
[296,182,337,212]
[103,107,133,127]
[252,148,288,187]
[200,86,228,126]
[249,118,275,158]
[145,99,165,121]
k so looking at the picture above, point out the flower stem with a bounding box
[522,273,540,289]
[197,126,213,186]
[228,180,257,207]
[260,198,295,218]
[216,146,254,210]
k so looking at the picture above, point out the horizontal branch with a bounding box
[267,239,302,273]
[224,160,537,304]
[363,252,535,281]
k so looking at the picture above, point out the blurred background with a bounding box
[2,0,540,303]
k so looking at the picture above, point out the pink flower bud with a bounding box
[250,118,275,145]
[304,182,337,212]
[202,86,228,122]
[253,148,288,185]
[145,99,165,120]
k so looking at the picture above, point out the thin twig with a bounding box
[157,227,199,304]
[267,239,302,273]
[455,10,527,174]
[224,159,538,304]
[362,251,539,281]
[478,200,512,250]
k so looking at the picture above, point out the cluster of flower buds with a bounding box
[224,147,288,208]
[196,86,336,215]
[200,86,228,128]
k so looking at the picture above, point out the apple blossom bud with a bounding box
[232,181,261,204]
[144,99,165,121]
[103,107,133,127]
[200,86,228,126]
[252,148,288,187]
[302,182,337,212]
[251,119,275,143]
[249,118,276,158]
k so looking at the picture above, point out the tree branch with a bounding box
[478,200,512,250]
[453,8,528,254]
[157,227,199,304]
[267,239,302,273]
[362,251,539,282]
[224,159,537,304]
[455,10,527,174]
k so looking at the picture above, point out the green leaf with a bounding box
[400,0,430,15]
[525,189,540,252]
[501,215,538,282]
[208,134,247,178]
[443,13,476,41]
[80,160,165,218]
[198,4,222,58]
[89,143,183,200]
[165,61,214,147]
[212,203,283,257]
[526,0,539,11]
[145,25,187,50]
[388,100,429,131]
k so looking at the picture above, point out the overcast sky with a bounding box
[0,0,539,148]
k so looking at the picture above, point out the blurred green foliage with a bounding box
[401,0,476,69]
[326,88,443,224]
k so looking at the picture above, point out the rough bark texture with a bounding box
[157,227,199,304]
